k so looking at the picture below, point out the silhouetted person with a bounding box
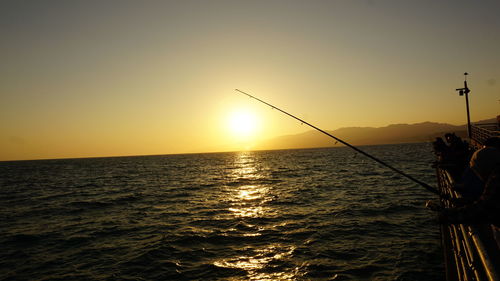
[437,146,500,226]
[432,137,449,161]
[453,137,500,200]
[438,133,469,179]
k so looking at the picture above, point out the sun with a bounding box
[227,110,258,138]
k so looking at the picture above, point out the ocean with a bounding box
[0,143,443,281]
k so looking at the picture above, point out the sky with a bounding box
[1,0,499,161]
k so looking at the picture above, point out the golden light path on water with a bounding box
[213,152,301,280]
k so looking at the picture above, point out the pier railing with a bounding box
[470,123,500,146]
[436,169,500,281]
[437,123,500,281]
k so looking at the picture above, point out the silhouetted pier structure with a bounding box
[436,122,500,281]
[470,122,500,148]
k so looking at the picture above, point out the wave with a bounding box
[0,143,443,280]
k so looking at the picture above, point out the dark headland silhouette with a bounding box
[256,118,496,151]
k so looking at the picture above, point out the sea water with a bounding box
[0,143,443,280]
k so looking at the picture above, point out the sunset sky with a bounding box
[1,0,499,161]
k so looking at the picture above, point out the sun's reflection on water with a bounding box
[213,152,302,280]
[224,152,275,219]
[213,244,299,281]
[228,184,273,218]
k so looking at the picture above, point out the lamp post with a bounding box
[455,72,471,139]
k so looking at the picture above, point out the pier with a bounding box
[436,121,500,281]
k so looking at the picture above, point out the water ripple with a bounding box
[0,143,442,280]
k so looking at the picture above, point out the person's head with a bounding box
[470,147,500,181]
[445,133,455,143]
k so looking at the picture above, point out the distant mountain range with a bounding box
[255,118,496,151]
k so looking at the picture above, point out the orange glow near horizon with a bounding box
[0,1,499,161]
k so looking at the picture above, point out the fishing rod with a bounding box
[235,89,439,195]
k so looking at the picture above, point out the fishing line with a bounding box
[235,89,439,195]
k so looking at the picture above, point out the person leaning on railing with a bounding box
[437,138,500,228]
[433,133,470,180]
[432,137,449,162]
[450,138,500,200]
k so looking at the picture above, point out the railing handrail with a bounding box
[470,124,500,147]
[437,168,500,281]
[472,122,498,126]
